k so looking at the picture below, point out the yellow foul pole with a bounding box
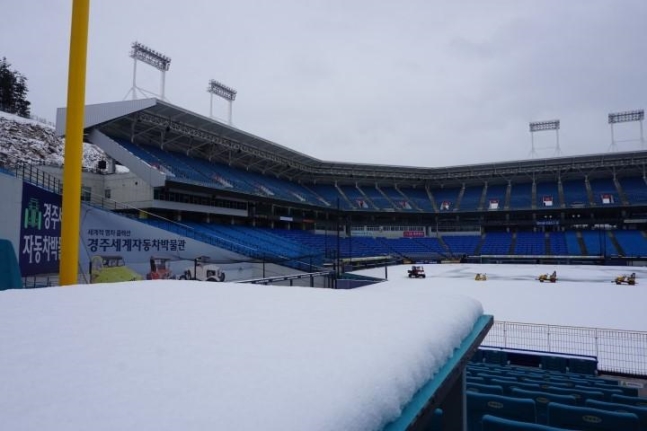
[59,0,90,285]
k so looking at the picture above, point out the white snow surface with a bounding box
[356,263,647,331]
[0,280,483,431]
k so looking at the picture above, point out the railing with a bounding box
[483,320,647,377]
[13,164,62,194]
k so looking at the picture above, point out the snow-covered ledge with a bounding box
[0,281,487,431]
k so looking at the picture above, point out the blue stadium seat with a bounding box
[619,176,647,205]
[482,414,570,431]
[547,402,640,430]
[510,388,577,424]
[467,392,537,431]
[591,382,638,397]
[398,187,435,211]
[562,179,590,207]
[508,182,533,210]
[585,399,647,430]
[574,385,623,402]
[543,386,605,405]
[467,383,505,396]
[490,379,541,396]
[460,185,484,211]
[610,393,647,407]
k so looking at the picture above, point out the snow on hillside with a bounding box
[0,111,107,170]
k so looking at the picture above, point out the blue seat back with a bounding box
[511,388,577,424]
[547,402,640,430]
[575,385,623,401]
[490,379,541,396]
[467,383,505,396]
[544,386,605,405]
[610,393,647,407]
[482,414,573,431]
[467,392,536,431]
[585,399,647,430]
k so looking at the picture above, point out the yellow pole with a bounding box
[59,0,90,285]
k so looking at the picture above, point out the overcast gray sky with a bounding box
[1,0,646,167]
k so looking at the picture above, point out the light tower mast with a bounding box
[608,109,644,152]
[207,79,237,125]
[124,42,171,101]
[529,119,561,158]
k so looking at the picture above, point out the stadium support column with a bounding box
[59,0,90,286]
[336,198,341,285]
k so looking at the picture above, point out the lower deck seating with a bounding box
[466,348,647,431]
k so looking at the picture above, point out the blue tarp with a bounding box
[0,239,22,290]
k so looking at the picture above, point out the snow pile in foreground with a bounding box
[0,280,482,431]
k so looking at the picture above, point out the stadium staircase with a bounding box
[375,185,396,209]
[395,185,422,211]
[356,185,377,210]
[504,182,512,210]
[614,177,630,205]
[474,234,485,255]
[557,181,565,208]
[478,183,488,211]
[576,232,588,255]
[455,185,466,211]
[334,184,354,209]
[609,232,624,256]
[531,181,537,210]
[544,233,551,256]
[426,187,439,212]
[435,235,450,255]
[509,233,517,255]
[585,176,595,206]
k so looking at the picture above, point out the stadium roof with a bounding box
[57,98,647,186]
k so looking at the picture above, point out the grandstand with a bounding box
[42,98,647,268]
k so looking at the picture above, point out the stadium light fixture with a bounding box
[208,79,237,125]
[529,120,561,158]
[608,110,644,124]
[124,42,172,101]
[529,120,560,132]
[608,110,644,152]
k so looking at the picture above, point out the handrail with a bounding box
[484,320,647,377]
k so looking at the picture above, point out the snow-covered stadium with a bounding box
[2,96,647,429]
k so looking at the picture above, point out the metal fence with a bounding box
[483,320,647,376]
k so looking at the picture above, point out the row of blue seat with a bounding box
[112,137,647,211]
[468,392,646,430]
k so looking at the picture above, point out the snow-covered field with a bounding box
[356,263,647,331]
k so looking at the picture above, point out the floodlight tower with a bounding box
[529,120,561,158]
[207,79,237,125]
[608,109,644,152]
[125,42,172,101]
